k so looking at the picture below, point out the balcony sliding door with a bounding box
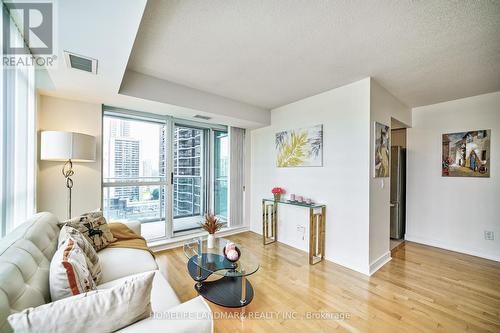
[173,125,207,233]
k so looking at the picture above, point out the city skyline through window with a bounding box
[102,116,167,240]
[102,111,229,241]
[173,125,204,229]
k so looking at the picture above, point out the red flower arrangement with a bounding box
[271,187,285,201]
[271,187,285,194]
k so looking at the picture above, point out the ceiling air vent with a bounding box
[194,115,211,120]
[64,51,98,74]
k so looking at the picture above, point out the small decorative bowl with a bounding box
[223,246,241,263]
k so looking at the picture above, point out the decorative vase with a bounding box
[223,243,241,268]
[273,193,281,201]
[207,234,215,249]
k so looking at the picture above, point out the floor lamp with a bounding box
[40,131,96,219]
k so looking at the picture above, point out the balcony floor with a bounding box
[141,216,203,240]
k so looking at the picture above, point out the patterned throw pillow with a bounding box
[50,238,96,301]
[58,225,102,284]
[58,211,116,251]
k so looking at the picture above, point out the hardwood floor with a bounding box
[156,232,500,333]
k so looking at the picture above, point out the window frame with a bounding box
[1,4,37,236]
[213,130,229,222]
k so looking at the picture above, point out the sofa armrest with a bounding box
[154,296,213,333]
[110,220,141,236]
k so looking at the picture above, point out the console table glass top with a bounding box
[262,198,325,208]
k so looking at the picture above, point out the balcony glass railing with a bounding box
[214,178,228,220]
[102,185,167,239]
[173,175,202,219]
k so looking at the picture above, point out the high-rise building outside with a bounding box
[109,118,130,138]
[113,138,140,200]
[173,127,202,217]
[159,126,167,217]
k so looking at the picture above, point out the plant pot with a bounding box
[207,253,216,264]
[273,193,281,201]
[207,234,215,249]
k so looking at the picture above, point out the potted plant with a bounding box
[271,187,285,201]
[200,212,224,249]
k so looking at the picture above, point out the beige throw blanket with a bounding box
[107,223,154,256]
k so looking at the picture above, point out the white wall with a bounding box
[37,95,102,220]
[407,91,500,261]
[369,80,411,273]
[250,78,372,274]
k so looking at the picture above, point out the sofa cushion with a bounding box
[49,238,96,301]
[59,211,116,251]
[97,248,158,284]
[58,226,102,284]
[8,271,155,333]
[97,270,181,312]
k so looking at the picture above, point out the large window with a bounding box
[102,109,229,241]
[102,115,168,240]
[1,4,36,236]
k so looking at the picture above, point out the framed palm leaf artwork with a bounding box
[275,125,323,167]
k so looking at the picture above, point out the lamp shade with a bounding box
[40,131,96,162]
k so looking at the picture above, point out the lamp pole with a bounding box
[40,131,96,219]
[62,159,74,219]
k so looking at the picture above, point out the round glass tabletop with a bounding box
[183,236,260,277]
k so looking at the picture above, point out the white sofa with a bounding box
[0,212,213,333]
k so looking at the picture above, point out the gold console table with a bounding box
[262,199,326,265]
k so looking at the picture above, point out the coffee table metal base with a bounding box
[194,276,254,308]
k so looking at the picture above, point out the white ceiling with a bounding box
[37,0,268,128]
[128,0,500,109]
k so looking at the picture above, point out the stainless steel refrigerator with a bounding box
[390,146,406,239]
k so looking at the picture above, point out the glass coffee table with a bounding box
[184,237,259,308]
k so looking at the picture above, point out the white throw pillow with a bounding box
[58,225,102,283]
[50,237,96,301]
[8,271,154,333]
